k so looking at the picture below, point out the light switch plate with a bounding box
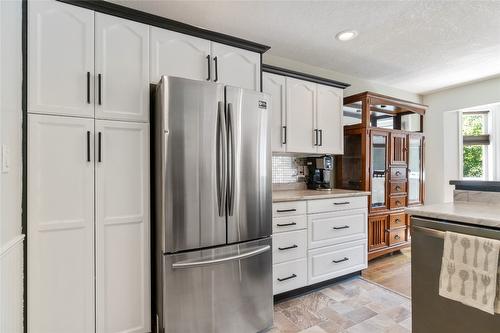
[2,144,9,173]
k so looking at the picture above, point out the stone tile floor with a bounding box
[269,277,411,333]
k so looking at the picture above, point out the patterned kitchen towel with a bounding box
[439,231,500,314]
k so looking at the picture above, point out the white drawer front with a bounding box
[307,196,367,214]
[273,230,307,264]
[308,240,367,285]
[273,215,307,233]
[273,258,307,295]
[308,209,367,249]
[273,201,306,217]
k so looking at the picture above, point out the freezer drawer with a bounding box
[163,238,273,333]
[411,217,500,333]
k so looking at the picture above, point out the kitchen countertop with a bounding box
[406,202,500,229]
[272,188,370,203]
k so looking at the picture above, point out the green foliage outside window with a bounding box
[462,114,485,179]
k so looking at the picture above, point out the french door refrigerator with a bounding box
[153,76,273,333]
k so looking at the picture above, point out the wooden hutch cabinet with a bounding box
[335,92,427,260]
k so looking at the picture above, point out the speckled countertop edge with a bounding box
[272,189,370,203]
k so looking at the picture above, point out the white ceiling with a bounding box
[110,0,500,95]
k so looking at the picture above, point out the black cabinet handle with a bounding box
[395,171,401,176]
[276,222,297,227]
[395,186,401,191]
[333,225,349,230]
[98,132,102,163]
[334,202,350,205]
[278,244,298,251]
[206,55,211,81]
[98,74,102,105]
[282,126,287,145]
[319,129,323,146]
[277,274,297,282]
[276,208,296,213]
[213,56,218,82]
[86,72,90,104]
[86,131,91,162]
[314,129,318,146]
[332,257,349,264]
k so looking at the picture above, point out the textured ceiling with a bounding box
[109,0,500,94]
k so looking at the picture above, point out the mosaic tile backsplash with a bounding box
[272,155,304,183]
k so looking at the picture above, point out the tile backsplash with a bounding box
[272,155,305,184]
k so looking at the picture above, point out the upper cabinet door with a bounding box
[210,42,260,91]
[263,72,286,152]
[390,132,408,165]
[316,85,343,155]
[286,77,316,153]
[150,28,210,83]
[95,120,150,333]
[95,14,149,122]
[28,1,94,117]
[28,114,95,333]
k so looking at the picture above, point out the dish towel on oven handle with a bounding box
[439,231,500,314]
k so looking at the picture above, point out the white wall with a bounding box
[264,54,422,103]
[0,0,24,332]
[422,75,500,204]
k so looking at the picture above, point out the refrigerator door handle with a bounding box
[171,245,271,269]
[227,102,236,216]
[217,101,227,217]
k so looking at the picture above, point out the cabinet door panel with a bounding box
[95,13,149,122]
[263,72,286,152]
[211,42,260,90]
[285,77,316,153]
[369,130,389,212]
[150,28,210,83]
[95,121,150,333]
[390,132,407,165]
[28,1,94,117]
[368,215,388,252]
[408,134,424,205]
[316,85,343,154]
[28,114,94,333]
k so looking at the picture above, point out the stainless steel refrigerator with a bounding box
[153,76,273,333]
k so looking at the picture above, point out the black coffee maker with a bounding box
[306,156,333,190]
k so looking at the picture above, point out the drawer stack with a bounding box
[272,195,368,296]
[272,201,308,295]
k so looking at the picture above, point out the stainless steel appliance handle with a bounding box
[412,225,445,239]
[227,103,235,216]
[216,101,227,217]
[171,245,271,269]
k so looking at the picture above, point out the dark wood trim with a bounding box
[367,242,410,261]
[346,91,428,115]
[22,0,28,332]
[273,271,361,303]
[450,180,500,192]
[56,0,270,54]
[262,64,350,89]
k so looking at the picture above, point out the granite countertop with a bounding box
[272,188,370,203]
[406,202,500,229]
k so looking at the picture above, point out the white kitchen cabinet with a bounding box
[95,121,150,333]
[28,114,95,333]
[211,42,261,90]
[150,27,210,83]
[285,77,316,153]
[263,72,286,152]
[95,14,149,122]
[316,85,343,154]
[28,0,94,117]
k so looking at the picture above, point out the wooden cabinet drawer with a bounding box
[388,227,406,246]
[389,181,406,195]
[308,209,367,249]
[307,196,367,214]
[273,230,307,264]
[389,195,406,210]
[273,215,306,233]
[273,201,306,217]
[273,258,307,295]
[389,213,406,229]
[390,167,407,180]
[308,239,367,285]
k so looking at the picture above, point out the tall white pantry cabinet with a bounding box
[28,1,150,333]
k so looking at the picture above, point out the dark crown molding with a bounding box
[57,0,271,54]
[262,64,350,89]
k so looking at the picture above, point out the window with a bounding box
[460,111,490,179]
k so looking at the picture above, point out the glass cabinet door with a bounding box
[370,131,388,210]
[408,134,423,205]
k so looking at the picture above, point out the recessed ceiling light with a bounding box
[335,30,358,42]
